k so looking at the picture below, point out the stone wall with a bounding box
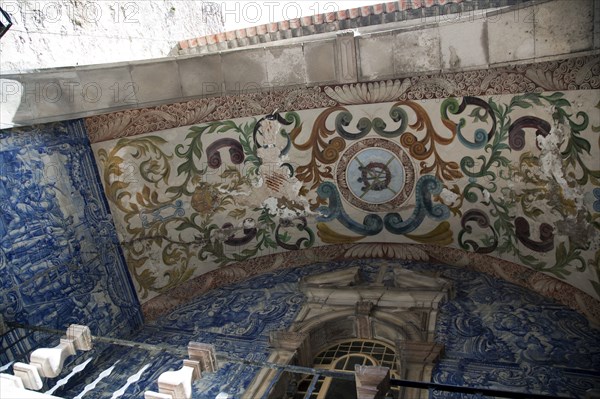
[1,0,598,129]
[0,0,224,72]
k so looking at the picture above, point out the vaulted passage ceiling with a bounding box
[87,55,600,323]
[1,0,597,328]
[50,0,595,323]
[1,1,599,398]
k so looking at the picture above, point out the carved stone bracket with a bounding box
[12,324,92,390]
[355,365,390,399]
[188,342,218,373]
[269,331,310,366]
[145,341,218,399]
[269,331,308,351]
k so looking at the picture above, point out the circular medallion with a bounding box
[336,138,415,212]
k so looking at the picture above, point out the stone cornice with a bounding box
[3,0,597,130]
[84,54,600,143]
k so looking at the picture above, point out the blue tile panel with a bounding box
[0,120,142,364]
[57,260,600,399]
[424,265,600,398]
[60,261,355,399]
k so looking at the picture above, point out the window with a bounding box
[293,340,400,399]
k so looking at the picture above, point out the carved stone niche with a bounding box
[243,266,453,399]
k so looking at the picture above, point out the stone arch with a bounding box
[243,266,451,398]
[291,309,427,347]
[141,244,600,325]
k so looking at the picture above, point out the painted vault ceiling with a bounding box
[1,1,600,397]
[86,55,600,323]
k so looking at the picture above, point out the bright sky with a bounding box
[219,1,385,30]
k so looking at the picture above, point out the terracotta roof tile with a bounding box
[205,34,217,45]
[235,28,247,39]
[301,15,314,26]
[216,32,226,43]
[178,0,535,54]
[246,26,257,37]
[256,24,268,35]
[278,20,290,30]
[225,30,236,41]
[324,12,337,23]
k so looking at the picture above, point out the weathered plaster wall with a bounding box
[89,76,600,318]
[0,120,142,364]
[12,259,598,398]
[0,0,223,72]
[3,0,599,129]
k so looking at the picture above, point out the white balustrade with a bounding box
[12,362,43,390]
[0,373,66,399]
[8,325,92,391]
[144,341,218,399]
[30,338,77,378]
[145,359,200,399]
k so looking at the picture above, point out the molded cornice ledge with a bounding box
[1,0,597,129]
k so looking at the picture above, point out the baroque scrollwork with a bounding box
[94,85,600,302]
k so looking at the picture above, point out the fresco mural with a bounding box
[31,259,600,399]
[91,88,600,306]
[0,121,142,364]
[0,38,597,399]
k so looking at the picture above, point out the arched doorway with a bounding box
[244,266,450,398]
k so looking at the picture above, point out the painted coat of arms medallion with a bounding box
[336,137,416,212]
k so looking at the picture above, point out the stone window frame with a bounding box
[243,266,452,399]
[293,339,402,399]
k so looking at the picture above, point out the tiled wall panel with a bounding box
[56,260,600,398]
[0,120,142,364]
